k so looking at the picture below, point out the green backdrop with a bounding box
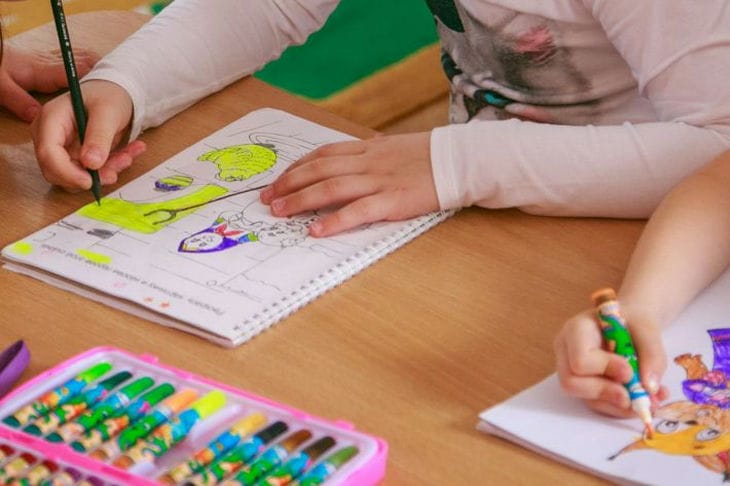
[254,0,438,100]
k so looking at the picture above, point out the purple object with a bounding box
[0,340,30,397]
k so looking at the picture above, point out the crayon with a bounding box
[221,429,312,486]
[290,446,359,486]
[592,288,654,436]
[0,453,37,481]
[75,479,103,486]
[258,436,336,486]
[23,371,131,436]
[184,421,289,486]
[71,383,175,452]
[91,389,198,461]
[0,444,14,462]
[3,362,112,427]
[7,459,58,486]
[159,412,267,484]
[47,376,154,443]
[114,390,226,469]
[38,466,81,486]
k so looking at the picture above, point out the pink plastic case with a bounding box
[0,347,387,485]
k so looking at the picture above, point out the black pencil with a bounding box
[49,0,102,205]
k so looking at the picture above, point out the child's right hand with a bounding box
[553,308,669,418]
[31,80,146,191]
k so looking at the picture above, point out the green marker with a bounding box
[23,371,131,436]
[291,446,359,486]
[71,383,175,453]
[592,288,654,435]
[3,362,112,427]
[47,376,154,443]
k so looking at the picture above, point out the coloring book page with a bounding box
[479,268,730,485]
[2,109,452,346]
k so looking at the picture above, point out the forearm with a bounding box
[83,0,338,139]
[619,151,730,327]
[431,119,730,217]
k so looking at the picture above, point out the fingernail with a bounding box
[309,220,322,236]
[25,105,40,121]
[613,391,630,409]
[84,148,104,168]
[260,186,273,201]
[271,199,284,214]
[646,374,660,395]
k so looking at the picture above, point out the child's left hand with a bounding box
[0,45,98,122]
[259,132,439,237]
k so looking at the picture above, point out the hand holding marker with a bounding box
[592,288,654,436]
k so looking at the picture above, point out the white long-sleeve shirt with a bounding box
[85,0,730,218]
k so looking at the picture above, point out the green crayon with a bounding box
[3,362,112,427]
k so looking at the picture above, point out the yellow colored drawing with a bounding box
[9,241,34,255]
[198,144,277,181]
[76,249,112,265]
[78,185,229,234]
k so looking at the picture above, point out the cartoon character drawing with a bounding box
[198,144,277,182]
[611,329,730,481]
[179,208,318,254]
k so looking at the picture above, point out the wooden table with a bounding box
[0,11,645,485]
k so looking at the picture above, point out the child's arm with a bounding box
[263,0,730,236]
[31,0,339,190]
[554,150,730,417]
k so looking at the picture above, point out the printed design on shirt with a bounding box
[424,0,464,32]
[198,143,277,182]
[179,204,318,254]
[432,2,590,123]
[611,329,730,480]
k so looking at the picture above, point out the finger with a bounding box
[263,156,365,203]
[73,49,100,77]
[80,104,132,170]
[0,75,41,122]
[269,175,379,217]
[585,398,636,419]
[285,141,367,173]
[98,140,147,182]
[309,193,395,237]
[564,323,633,382]
[32,106,91,189]
[555,344,631,407]
[630,321,668,395]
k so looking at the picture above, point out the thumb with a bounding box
[0,74,41,122]
[630,319,668,395]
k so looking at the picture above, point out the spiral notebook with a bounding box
[478,268,730,485]
[1,108,452,347]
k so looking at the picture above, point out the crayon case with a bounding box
[0,347,387,485]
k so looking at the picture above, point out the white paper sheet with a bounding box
[480,269,730,485]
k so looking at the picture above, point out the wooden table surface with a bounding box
[0,11,645,485]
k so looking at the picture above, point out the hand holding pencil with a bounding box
[31,2,146,195]
[554,289,669,426]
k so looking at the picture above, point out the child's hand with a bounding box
[259,132,439,237]
[31,79,145,191]
[0,46,98,122]
[554,309,669,417]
